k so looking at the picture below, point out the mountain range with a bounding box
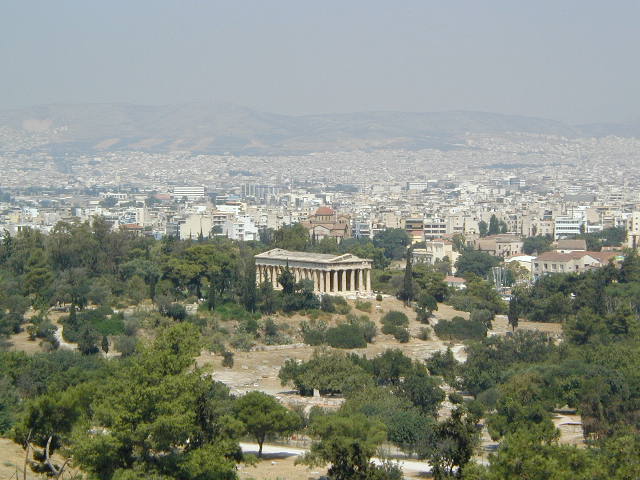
[0,103,638,155]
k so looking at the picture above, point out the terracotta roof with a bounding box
[535,251,589,262]
[314,206,335,216]
[586,251,619,263]
[445,276,466,283]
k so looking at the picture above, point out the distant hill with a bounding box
[0,102,635,155]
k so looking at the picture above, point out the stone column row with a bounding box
[256,264,372,294]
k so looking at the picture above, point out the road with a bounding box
[239,442,433,476]
[53,320,78,351]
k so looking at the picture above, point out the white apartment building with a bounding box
[224,215,259,242]
[173,186,206,200]
[178,213,213,240]
[554,216,583,239]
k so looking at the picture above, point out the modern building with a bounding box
[405,217,425,244]
[173,186,206,201]
[554,215,583,239]
[424,218,447,239]
[254,248,372,295]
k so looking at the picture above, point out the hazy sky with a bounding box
[2,1,639,123]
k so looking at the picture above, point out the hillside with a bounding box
[0,102,615,155]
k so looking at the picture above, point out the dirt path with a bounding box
[50,313,78,351]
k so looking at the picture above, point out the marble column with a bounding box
[332,270,338,293]
[341,270,346,292]
[324,271,330,293]
[366,269,371,292]
[356,269,362,292]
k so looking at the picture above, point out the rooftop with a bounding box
[556,239,587,250]
[314,206,335,216]
[255,248,370,264]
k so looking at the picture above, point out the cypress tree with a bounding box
[400,247,414,303]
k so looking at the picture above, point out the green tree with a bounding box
[239,253,257,312]
[488,215,500,235]
[234,391,300,457]
[373,229,410,260]
[469,308,494,331]
[278,266,296,295]
[429,407,479,479]
[272,223,310,251]
[478,221,488,238]
[470,428,602,480]
[416,292,438,323]
[257,280,278,314]
[301,412,387,480]
[77,325,100,355]
[101,335,109,354]
[69,323,242,479]
[399,367,445,416]
[398,249,415,304]
[522,236,552,255]
[507,297,519,332]
[455,250,501,278]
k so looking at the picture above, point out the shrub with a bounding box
[92,312,126,336]
[264,318,279,337]
[115,335,137,357]
[355,300,372,313]
[222,351,234,368]
[300,320,328,346]
[61,306,124,342]
[214,302,261,323]
[163,303,187,321]
[240,317,260,335]
[77,325,100,355]
[382,311,409,328]
[418,327,431,341]
[335,303,351,315]
[433,316,487,341]
[393,327,410,343]
[230,332,255,351]
[381,311,409,335]
[123,317,140,336]
[448,392,464,404]
[426,347,459,382]
[376,294,383,302]
[326,323,367,349]
[469,308,494,330]
[319,295,352,315]
[320,295,336,313]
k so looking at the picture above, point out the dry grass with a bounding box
[0,437,82,480]
[238,454,326,480]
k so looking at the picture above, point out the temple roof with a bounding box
[255,248,370,264]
